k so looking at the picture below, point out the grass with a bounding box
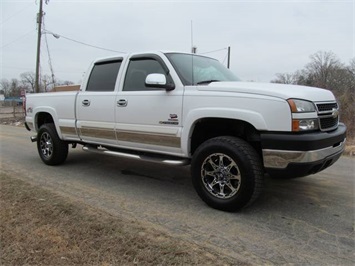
[0,173,243,266]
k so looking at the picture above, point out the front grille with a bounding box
[316,102,339,131]
[316,102,338,113]
[319,116,339,131]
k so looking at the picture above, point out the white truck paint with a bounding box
[25,51,346,211]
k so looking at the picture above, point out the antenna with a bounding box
[227,46,231,69]
[190,20,193,53]
[191,20,195,85]
[190,20,197,54]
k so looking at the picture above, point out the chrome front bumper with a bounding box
[263,139,346,169]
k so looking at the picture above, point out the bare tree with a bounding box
[305,51,344,90]
[0,79,11,97]
[41,74,58,92]
[9,79,22,97]
[271,73,297,84]
[347,58,355,77]
[20,72,36,93]
[59,80,75,86]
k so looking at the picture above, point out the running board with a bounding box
[82,145,190,166]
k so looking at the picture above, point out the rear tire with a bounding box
[37,123,68,165]
[191,136,264,212]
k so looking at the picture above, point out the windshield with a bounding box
[165,53,239,86]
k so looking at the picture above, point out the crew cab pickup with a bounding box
[25,51,347,211]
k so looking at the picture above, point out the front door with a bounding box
[115,56,183,155]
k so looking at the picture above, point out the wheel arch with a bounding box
[34,108,62,138]
[189,118,262,156]
[36,112,54,129]
[181,109,266,157]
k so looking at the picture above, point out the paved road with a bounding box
[1,125,354,265]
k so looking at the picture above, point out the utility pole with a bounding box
[227,46,231,69]
[35,0,44,93]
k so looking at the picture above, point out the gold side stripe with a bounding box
[116,131,180,148]
[60,126,77,135]
[77,127,181,148]
[80,127,116,140]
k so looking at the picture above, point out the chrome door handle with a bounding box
[82,99,90,106]
[117,99,127,107]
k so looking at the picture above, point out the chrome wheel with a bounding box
[201,153,241,199]
[40,132,53,159]
[37,123,68,165]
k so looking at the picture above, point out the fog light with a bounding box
[293,119,318,131]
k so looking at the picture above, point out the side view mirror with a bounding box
[145,73,175,91]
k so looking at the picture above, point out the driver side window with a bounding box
[123,59,167,91]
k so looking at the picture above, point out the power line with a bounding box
[43,20,56,86]
[0,3,33,26]
[200,47,227,55]
[43,29,126,54]
[222,52,229,66]
[1,29,36,49]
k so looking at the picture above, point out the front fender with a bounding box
[181,108,267,156]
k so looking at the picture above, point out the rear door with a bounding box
[76,59,122,145]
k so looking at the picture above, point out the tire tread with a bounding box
[191,136,264,211]
[37,123,68,165]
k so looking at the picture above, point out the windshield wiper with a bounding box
[196,79,220,85]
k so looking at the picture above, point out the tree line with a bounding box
[271,51,354,140]
[0,72,74,97]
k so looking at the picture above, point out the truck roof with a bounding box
[93,51,211,63]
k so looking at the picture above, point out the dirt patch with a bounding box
[0,117,25,127]
[0,106,25,126]
[0,173,242,266]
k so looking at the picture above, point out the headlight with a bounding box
[287,99,318,131]
[287,99,316,113]
[292,119,319,131]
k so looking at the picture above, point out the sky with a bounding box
[1,0,354,84]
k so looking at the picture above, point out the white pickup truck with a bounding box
[25,51,347,211]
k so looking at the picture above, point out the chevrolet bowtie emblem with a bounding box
[331,108,339,119]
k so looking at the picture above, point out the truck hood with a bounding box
[197,81,335,102]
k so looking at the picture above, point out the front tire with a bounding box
[191,136,264,212]
[37,123,68,165]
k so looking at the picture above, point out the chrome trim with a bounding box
[318,116,339,132]
[263,139,346,169]
[60,126,77,136]
[83,145,190,165]
[116,131,180,148]
[117,99,128,107]
[80,127,116,140]
[82,99,91,107]
[315,101,339,132]
[315,101,338,114]
[201,153,241,199]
